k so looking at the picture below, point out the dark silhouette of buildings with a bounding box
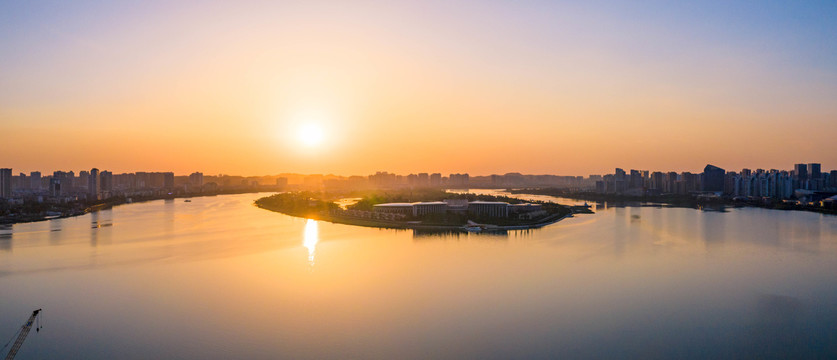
[702,164,725,192]
[0,168,11,199]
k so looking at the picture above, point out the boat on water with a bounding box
[463,220,485,232]
[184,199,192,202]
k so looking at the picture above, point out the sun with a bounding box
[297,123,325,147]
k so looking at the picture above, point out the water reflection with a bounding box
[739,294,810,358]
[412,229,464,240]
[163,199,175,236]
[49,218,63,245]
[0,225,11,251]
[303,219,319,266]
[701,211,727,249]
[90,210,113,247]
[0,193,835,359]
[412,228,511,240]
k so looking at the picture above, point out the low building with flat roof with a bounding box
[468,201,509,218]
[413,201,448,216]
[373,203,414,216]
[374,202,449,217]
[508,203,542,213]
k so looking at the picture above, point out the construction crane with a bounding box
[3,309,42,360]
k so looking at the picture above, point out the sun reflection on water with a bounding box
[303,219,319,266]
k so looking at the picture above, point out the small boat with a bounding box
[463,221,484,232]
[463,226,482,232]
[184,199,192,202]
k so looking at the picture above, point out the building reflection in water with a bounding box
[0,224,11,251]
[49,218,63,245]
[163,199,175,236]
[701,211,727,249]
[91,211,100,247]
[90,210,114,247]
[412,228,510,240]
[303,219,319,266]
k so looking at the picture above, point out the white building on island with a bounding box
[373,200,544,218]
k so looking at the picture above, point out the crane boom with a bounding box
[4,309,41,360]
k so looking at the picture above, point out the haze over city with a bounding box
[3,1,837,176]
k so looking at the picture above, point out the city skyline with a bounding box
[3,1,837,176]
[3,160,835,225]
[3,161,836,180]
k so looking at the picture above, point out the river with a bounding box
[1,192,836,359]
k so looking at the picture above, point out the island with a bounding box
[255,189,574,231]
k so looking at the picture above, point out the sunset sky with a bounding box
[2,1,836,176]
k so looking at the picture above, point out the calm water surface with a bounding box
[2,193,837,359]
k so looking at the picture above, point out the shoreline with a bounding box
[254,203,573,232]
[507,189,837,215]
[1,190,277,226]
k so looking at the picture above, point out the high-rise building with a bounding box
[135,172,150,188]
[189,172,204,186]
[629,170,642,189]
[0,168,12,198]
[78,171,90,190]
[100,171,113,193]
[49,178,62,197]
[52,171,73,192]
[808,163,822,179]
[88,168,100,198]
[794,164,808,181]
[275,177,288,187]
[680,172,699,193]
[448,173,469,187]
[723,172,737,196]
[702,164,725,192]
[30,171,42,191]
[650,172,664,190]
[163,172,174,189]
[417,173,430,187]
[430,173,442,186]
[16,173,28,190]
[615,168,626,182]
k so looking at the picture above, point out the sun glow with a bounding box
[297,123,325,147]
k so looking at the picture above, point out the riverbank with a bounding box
[0,189,278,226]
[507,188,837,215]
[254,191,575,232]
[255,202,574,231]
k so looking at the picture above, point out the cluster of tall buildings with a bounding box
[330,171,585,189]
[0,168,178,202]
[594,163,837,201]
[3,163,834,204]
[367,172,464,188]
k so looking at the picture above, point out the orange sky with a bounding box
[2,1,836,176]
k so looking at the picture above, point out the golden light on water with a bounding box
[303,219,319,265]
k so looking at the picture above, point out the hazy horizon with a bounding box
[3,1,836,176]
[2,162,831,179]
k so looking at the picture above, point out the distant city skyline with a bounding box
[3,161,835,219]
[2,161,836,179]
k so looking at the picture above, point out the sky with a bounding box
[2,0,836,176]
